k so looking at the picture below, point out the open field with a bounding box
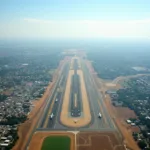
[77,132,125,150]
[41,136,70,150]
[28,132,75,150]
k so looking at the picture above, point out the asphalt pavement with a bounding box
[38,58,116,131]
[25,57,118,150]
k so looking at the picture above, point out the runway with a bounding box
[37,57,116,131]
[81,59,115,130]
[25,56,117,150]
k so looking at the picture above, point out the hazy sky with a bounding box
[0,0,150,39]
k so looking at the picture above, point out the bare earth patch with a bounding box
[115,107,137,120]
[77,132,125,150]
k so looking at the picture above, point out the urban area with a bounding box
[0,51,61,149]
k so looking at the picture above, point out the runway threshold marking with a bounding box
[43,91,57,128]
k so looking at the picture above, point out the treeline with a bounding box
[0,115,27,125]
[87,52,150,80]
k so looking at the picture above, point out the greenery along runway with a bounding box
[41,136,71,150]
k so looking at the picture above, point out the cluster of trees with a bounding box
[138,141,148,149]
[0,115,27,125]
[0,94,7,102]
[133,132,149,149]
[0,51,63,87]
[114,78,150,149]
[5,129,19,150]
[116,83,150,129]
[87,51,150,80]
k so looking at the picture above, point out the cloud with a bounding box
[23,18,54,24]
[23,17,150,24]
[0,18,150,39]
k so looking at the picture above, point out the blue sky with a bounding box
[0,0,150,39]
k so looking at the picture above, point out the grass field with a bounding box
[41,136,71,150]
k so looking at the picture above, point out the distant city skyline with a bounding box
[0,0,150,39]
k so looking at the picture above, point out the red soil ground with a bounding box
[77,132,125,150]
[104,94,140,150]
[115,107,137,120]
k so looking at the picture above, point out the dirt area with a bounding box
[77,132,125,150]
[60,57,91,127]
[115,107,137,120]
[13,59,66,150]
[77,70,91,125]
[112,74,150,85]
[130,126,140,133]
[105,82,121,90]
[60,70,74,126]
[103,91,140,150]
[28,131,75,150]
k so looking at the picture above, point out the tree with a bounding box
[138,141,147,149]
[0,94,7,102]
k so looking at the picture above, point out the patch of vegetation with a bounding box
[0,115,27,125]
[0,94,7,102]
[41,136,70,150]
[87,51,150,80]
